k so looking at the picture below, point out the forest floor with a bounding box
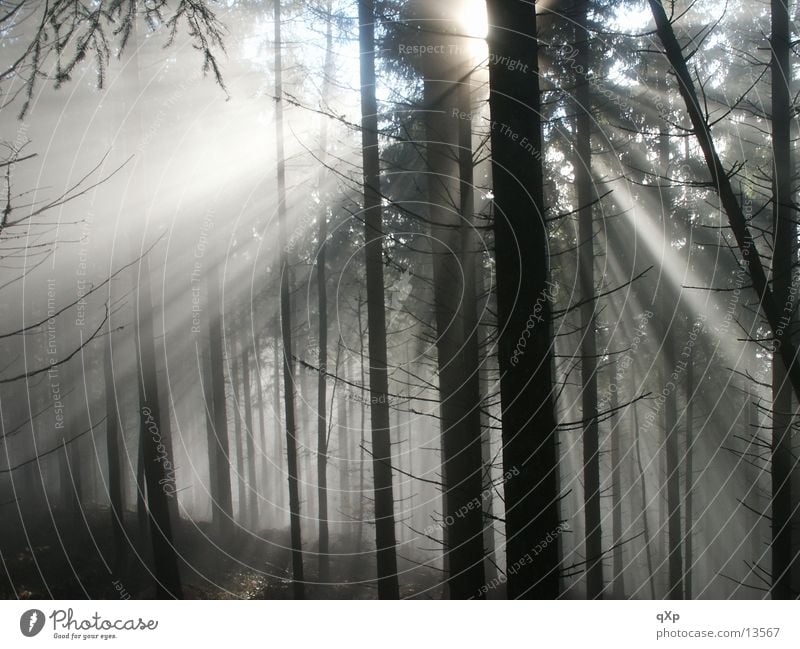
[0,508,446,599]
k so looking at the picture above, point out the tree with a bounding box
[207,264,234,533]
[572,0,603,599]
[646,0,799,599]
[275,0,305,599]
[357,0,400,599]
[486,0,561,598]
[415,2,486,598]
[314,0,337,584]
[768,0,795,600]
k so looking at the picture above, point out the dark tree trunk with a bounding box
[207,265,234,532]
[201,333,219,526]
[485,0,560,598]
[275,0,305,598]
[273,333,285,517]
[231,342,246,522]
[135,254,182,598]
[337,388,350,535]
[633,367,657,599]
[357,0,400,599]
[664,351,683,599]
[684,347,694,599]
[256,340,268,526]
[242,347,257,529]
[356,298,367,555]
[573,0,602,599]
[610,369,624,598]
[104,331,125,572]
[314,0,336,584]
[420,13,485,599]
[770,0,795,600]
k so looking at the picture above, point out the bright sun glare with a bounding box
[460,0,489,40]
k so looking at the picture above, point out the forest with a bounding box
[0,0,798,601]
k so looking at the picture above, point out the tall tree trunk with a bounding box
[573,0,602,599]
[356,297,367,555]
[104,330,125,572]
[664,350,683,599]
[610,367,624,598]
[272,332,285,518]
[275,0,305,598]
[633,367,657,599]
[420,11,485,599]
[207,265,234,533]
[485,0,560,598]
[770,0,795,600]
[136,254,182,598]
[231,342,246,522]
[684,346,694,599]
[654,61,684,599]
[357,0,400,599]
[256,339,268,527]
[314,0,336,584]
[338,387,350,536]
[201,334,219,526]
[242,347,257,528]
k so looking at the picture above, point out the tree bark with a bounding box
[256,339,268,526]
[486,0,560,598]
[420,12,486,599]
[136,254,182,598]
[357,0,400,599]
[769,0,795,600]
[207,265,234,533]
[633,366,657,599]
[610,366,624,598]
[104,329,125,573]
[231,341,246,522]
[242,347,257,529]
[684,346,694,599]
[573,0,602,599]
[314,0,336,584]
[275,0,305,598]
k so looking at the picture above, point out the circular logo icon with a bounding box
[20,609,45,637]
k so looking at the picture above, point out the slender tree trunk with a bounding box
[314,0,336,585]
[664,353,682,599]
[357,0,400,599]
[420,15,485,599]
[275,0,305,598]
[256,340,268,527]
[573,0,602,599]
[104,330,125,572]
[633,367,657,599]
[356,297,367,555]
[748,392,763,568]
[338,388,350,535]
[231,342,246,522]
[136,254,182,598]
[207,265,233,532]
[201,335,219,526]
[486,0,560,598]
[610,368,624,598]
[136,411,147,544]
[684,347,694,599]
[242,347,257,528]
[770,0,795,600]
[273,333,284,518]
